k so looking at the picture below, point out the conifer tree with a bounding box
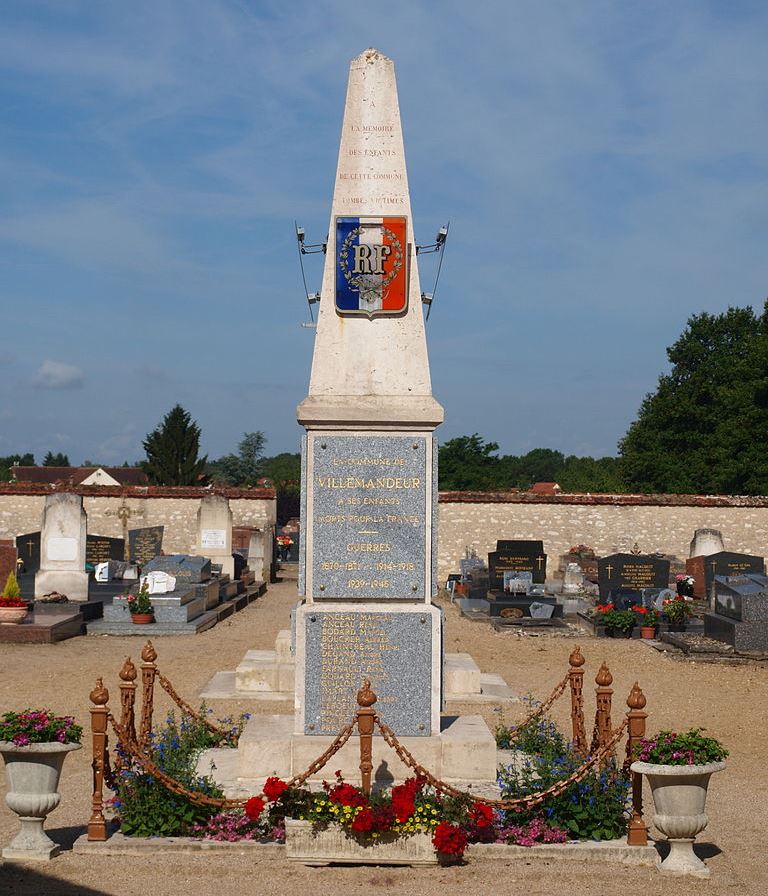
[142,405,208,486]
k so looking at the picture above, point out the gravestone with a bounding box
[686,551,764,601]
[197,496,234,578]
[142,554,211,583]
[247,527,274,583]
[488,542,547,591]
[0,539,17,587]
[689,528,724,558]
[705,574,768,651]
[563,562,583,594]
[34,493,88,601]
[86,534,125,567]
[128,526,164,566]
[15,532,41,574]
[597,553,670,603]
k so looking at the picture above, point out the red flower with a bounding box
[371,805,395,833]
[432,822,467,857]
[328,782,368,808]
[391,777,423,822]
[469,802,494,828]
[262,777,289,802]
[244,796,265,820]
[351,807,375,832]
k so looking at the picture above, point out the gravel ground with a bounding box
[1,579,766,896]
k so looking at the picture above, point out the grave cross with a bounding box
[605,563,614,577]
[105,498,145,560]
[535,556,545,570]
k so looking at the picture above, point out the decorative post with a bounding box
[568,646,587,754]
[139,640,157,749]
[119,657,138,745]
[356,679,377,795]
[87,678,110,841]
[592,662,614,754]
[625,682,649,846]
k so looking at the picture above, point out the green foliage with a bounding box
[142,405,208,486]
[259,452,301,494]
[208,432,266,486]
[3,571,21,599]
[599,607,636,632]
[0,453,35,482]
[43,451,70,466]
[633,729,728,765]
[496,714,630,840]
[619,302,768,494]
[438,435,502,490]
[0,709,82,746]
[116,709,246,837]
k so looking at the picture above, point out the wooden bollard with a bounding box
[625,682,649,846]
[139,640,157,749]
[87,678,110,841]
[593,662,614,753]
[568,647,587,754]
[356,679,377,795]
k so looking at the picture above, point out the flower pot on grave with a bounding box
[640,626,657,640]
[0,607,29,625]
[284,818,440,865]
[130,613,155,625]
[630,760,725,878]
[0,741,82,860]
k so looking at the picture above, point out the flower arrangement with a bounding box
[568,544,595,558]
[675,573,695,596]
[0,709,83,746]
[0,571,26,609]
[633,729,728,766]
[189,771,567,858]
[663,596,693,624]
[593,603,636,633]
[126,582,153,616]
[632,605,659,627]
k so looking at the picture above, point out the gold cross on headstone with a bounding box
[605,563,614,577]
[710,560,718,573]
[535,556,545,570]
[105,498,145,560]
[26,539,35,554]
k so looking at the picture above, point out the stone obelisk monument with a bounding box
[295,48,444,739]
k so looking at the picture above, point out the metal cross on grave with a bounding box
[605,563,614,578]
[105,498,145,560]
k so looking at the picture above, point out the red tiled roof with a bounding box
[11,466,149,486]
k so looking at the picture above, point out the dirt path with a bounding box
[1,580,766,895]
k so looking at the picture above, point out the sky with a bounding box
[1,1,767,466]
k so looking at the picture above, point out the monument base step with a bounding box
[0,611,85,643]
[197,714,499,796]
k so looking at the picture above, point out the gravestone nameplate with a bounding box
[488,546,547,590]
[128,526,164,566]
[687,551,765,600]
[86,535,125,567]
[598,553,670,602]
[496,540,544,554]
[15,532,41,573]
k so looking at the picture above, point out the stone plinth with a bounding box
[34,494,88,602]
[197,496,234,579]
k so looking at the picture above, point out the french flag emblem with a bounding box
[335,216,408,317]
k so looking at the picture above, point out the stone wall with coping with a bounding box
[437,492,768,581]
[0,485,276,556]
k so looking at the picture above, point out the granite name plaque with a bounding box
[128,526,164,566]
[598,553,670,601]
[713,574,768,622]
[310,435,427,600]
[687,551,765,600]
[302,610,432,736]
[488,550,547,590]
[86,534,125,566]
[15,532,41,573]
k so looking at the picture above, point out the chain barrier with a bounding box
[376,715,628,811]
[501,672,569,744]
[287,721,356,788]
[156,672,240,744]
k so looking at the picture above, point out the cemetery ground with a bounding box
[0,581,766,896]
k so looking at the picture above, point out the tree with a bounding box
[260,452,301,524]
[43,451,70,466]
[0,453,34,483]
[619,302,768,494]
[142,405,208,486]
[208,432,266,486]
[438,435,502,490]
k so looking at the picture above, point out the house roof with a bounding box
[11,466,149,486]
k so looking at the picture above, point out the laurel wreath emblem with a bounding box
[338,226,404,305]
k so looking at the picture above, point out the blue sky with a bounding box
[1,1,767,465]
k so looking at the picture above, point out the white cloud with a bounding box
[32,360,84,390]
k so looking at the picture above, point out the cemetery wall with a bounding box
[437,492,768,580]
[0,485,276,554]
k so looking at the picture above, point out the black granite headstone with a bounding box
[496,539,544,554]
[700,551,765,599]
[15,532,41,573]
[488,547,547,590]
[86,534,125,566]
[597,553,670,602]
[128,526,164,566]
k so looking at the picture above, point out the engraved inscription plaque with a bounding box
[311,435,427,600]
[303,609,432,735]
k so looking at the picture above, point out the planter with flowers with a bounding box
[663,596,693,632]
[126,582,154,625]
[675,574,695,598]
[0,709,83,860]
[189,772,567,864]
[593,603,636,637]
[0,572,29,625]
[633,605,659,639]
[631,729,727,878]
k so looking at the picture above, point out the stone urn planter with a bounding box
[0,606,29,625]
[631,760,725,878]
[284,818,441,865]
[0,741,82,860]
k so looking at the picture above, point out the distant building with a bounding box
[11,466,148,487]
[530,481,561,496]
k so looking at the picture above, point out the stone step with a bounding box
[0,611,84,644]
[219,580,239,600]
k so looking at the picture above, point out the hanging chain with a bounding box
[156,672,241,744]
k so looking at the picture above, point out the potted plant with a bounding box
[631,729,727,877]
[675,574,695,598]
[0,709,83,860]
[633,605,659,639]
[663,596,693,631]
[126,581,154,624]
[0,572,29,625]
[594,603,636,637]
